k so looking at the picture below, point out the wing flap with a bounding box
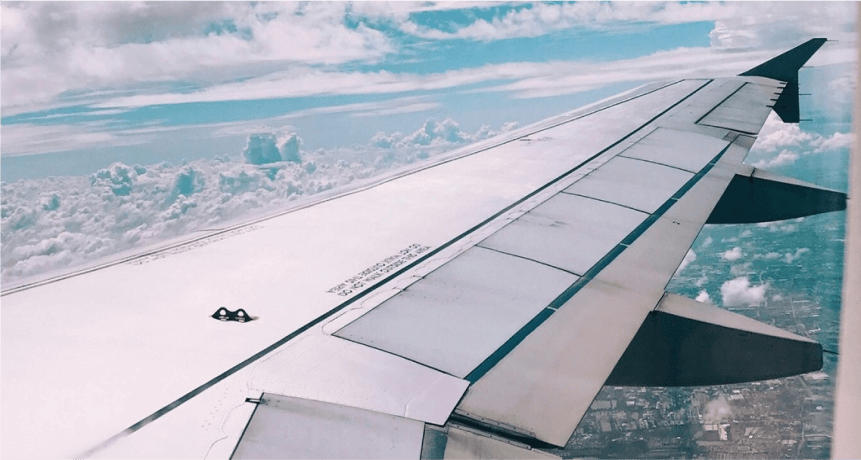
[246,334,469,425]
[335,247,577,378]
[617,127,730,173]
[478,193,648,275]
[707,166,848,223]
[605,293,822,386]
[563,156,694,213]
[422,425,560,459]
[232,394,425,459]
[698,82,778,134]
[454,143,741,446]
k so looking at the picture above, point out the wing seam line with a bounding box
[474,244,583,277]
[694,82,749,125]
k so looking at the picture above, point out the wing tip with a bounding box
[739,38,828,81]
[739,38,828,123]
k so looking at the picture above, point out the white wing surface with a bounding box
[1,39,844,459]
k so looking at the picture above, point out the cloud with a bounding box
[703,394,733,423]
[1,117,516,283]
[784,248,810,264]
[2,96,448,158]
[351,102,442,118]
[748,112,853,168]
[730,262,754,277]
[811,131,855,153]
[401,2,681,41]
[240,131,303,165]
[750,113,814,153]
[700,236,713,248]
[399,2,855,49]
[752,149,799,169]
[2,2,855,117]
[720,247,743,261]
[88,51,702,109]
[696,290,712,304]
[369,117,515,150]
[80,39,844,112]
[1,2,396,111]
[756,221,799,233]
[0,122,145,157]
[720,276,768,307]
[675,249,697,275]
[2,4,854,169]
[242,133,283,165]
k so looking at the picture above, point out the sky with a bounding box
[0,1,856,287]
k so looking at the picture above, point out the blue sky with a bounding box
[1,2,855,180]
[0,2,857,284]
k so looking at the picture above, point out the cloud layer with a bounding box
[749,112,855,170]
[0,118,514,283]
[2,2,855,115]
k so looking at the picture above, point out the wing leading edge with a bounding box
[0,39,843,459]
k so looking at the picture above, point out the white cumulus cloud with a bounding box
[812,131,855,153]
[748,112,853,169]
[675,249,697,275]
[752,149,799,169]
[703,394,733,423]
[750,113,813,153]
[730,262,754,277]
[720,276,768,307]
[720,247,743,261]
[784,248,810,264]
[1,117,517,283]
[695,290,712,304]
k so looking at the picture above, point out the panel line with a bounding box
[616,154,702,173]
[557,191,652,214]
[474,245,583,277]
[694,82,749,125]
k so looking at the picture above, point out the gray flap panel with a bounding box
[421,425,560,459]
[562,156,692,214]
[336,246,577,378]
[232,393,425,459]
[479,193,648,275]
[698,82,776,134]
[617,127,729,173]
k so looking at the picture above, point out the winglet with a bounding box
[739,38,827,123]
[740,38,827,81]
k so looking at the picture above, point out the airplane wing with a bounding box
[1,39,845,459]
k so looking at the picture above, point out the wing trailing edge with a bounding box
[605,293,823,387]
[706,166,847,224]
[739,38,827,123]
[232,393,559,459]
